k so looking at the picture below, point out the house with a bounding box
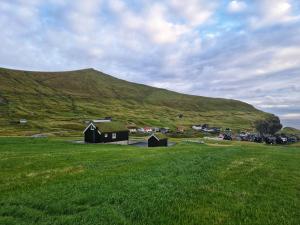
[148,133,168,147]
[144,127,153,133]
[19,119,27,124]
[83,122,129,144]
[127,125,138,133]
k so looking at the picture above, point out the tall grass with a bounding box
[0,137,299,225]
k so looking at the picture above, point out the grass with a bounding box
[0,67,274,135]
[0,137,299,225]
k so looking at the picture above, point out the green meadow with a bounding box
[0,137,299,225]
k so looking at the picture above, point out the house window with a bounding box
[112,133,117,139]
[104,134,108,138]
[90,126,94,131]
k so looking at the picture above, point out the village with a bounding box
[82,117,299,147]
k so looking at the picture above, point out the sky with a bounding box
[0,0,300,128]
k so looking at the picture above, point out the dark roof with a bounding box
[93,122,128,132]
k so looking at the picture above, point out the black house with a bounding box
[148,134,168,147]
[84,122,129,144]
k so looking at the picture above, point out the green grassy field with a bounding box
[0,138,299,225]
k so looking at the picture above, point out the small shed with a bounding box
[83,122,129,144]
[148,133,168,147]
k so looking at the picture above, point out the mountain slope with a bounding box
[0,67,275,135]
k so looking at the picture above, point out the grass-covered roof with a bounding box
[94,122,128,132]
[149,133,167,140]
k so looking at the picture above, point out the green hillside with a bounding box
[0,67,275,136]
[279,127,300,139]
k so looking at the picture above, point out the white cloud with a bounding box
[108,1,194,44]
[146,4,190,44]
[281,113,300,119]
[66,0,102,34]
[169,0,216,26]
[228,1,247,13]
[250,0,300,28]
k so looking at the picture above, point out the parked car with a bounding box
[223,134,232,141]
[287,136,297,143]
[265,136,276,144]
[275,136,288,144]
[254,135,263,143]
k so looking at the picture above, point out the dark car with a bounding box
[265,136,276,144]
[276,136,288,144]
[287,137,297,143]
[254,135,263,143]
[223,134,232,141]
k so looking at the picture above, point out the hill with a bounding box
[279,127,300,139]
[0,67,276,135]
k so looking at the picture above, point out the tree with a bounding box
[255,116,282,135]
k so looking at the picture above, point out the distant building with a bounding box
[83,122,129,144]
[19,119,27,124]
[144,127,153,133]
[127,125,138,133]
[148,133,168,147]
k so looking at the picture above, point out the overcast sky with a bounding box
[0,0,300,128]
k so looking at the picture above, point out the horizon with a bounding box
[0,0,300,129]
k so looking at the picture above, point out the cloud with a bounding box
[250,0,300,28]
[228,1,247,13]
[168,0,217,26]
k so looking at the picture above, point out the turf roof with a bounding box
[93,122,128,132]
[149,133,167,140]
